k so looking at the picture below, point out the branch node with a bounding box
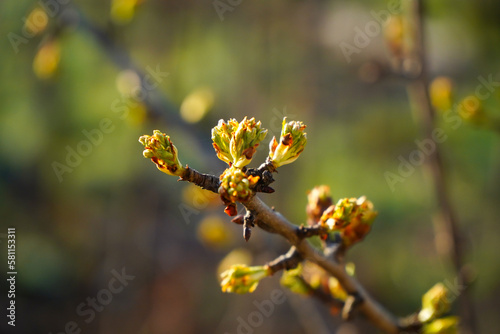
[243,210,255,242]
[297,224,327,239]
[342,293,364,320]
[267,246,303,275]
[397,313,422,333]
[247,158,277,193]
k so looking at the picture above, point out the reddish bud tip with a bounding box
[224,204,238,216]
[281,133,293,146]
[261,186,275,193]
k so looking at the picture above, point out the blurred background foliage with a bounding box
[0,0,499,333]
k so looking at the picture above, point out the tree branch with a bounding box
[176,155,421,333]
[244,196,402,334]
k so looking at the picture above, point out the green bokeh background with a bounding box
[1,1,499,333]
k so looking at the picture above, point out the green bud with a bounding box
[138,130,184,176]
[269,117,307,167]
[419,283,451,323]
[212,117,268,167]
[328,262,355,300]
[332,198,356,224]
[212,118,238,165]
[143,149,155,159]
[422,316,459,334]
[280,264,312,295]
[220,264,270,294]
[328,276,348,301]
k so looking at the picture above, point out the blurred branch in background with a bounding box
[397,1,477,333]
[50,3,215,162]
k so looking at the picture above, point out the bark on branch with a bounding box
[266,247,303,274]
[180,166,220,192]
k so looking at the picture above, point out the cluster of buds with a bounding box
[269,118,307,168]
[139,130,184,176]
[419,283,451,323]
[219,167,260,216]
[306,185,333,226]
[220,264,271,294]
[319,196,377,247]
[212,117,268,168]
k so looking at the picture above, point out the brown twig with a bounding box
[296,224,328,239]
[266,246,303,274]
[180,166,220,192]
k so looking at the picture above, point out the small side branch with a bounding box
[324,237,347,264]
[297,224,328,239]
[180,166,220,193]
[266,247,303,275]
[398,313,422,333]
[247,157,278,175]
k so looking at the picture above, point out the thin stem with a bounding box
[251,157,278,175]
